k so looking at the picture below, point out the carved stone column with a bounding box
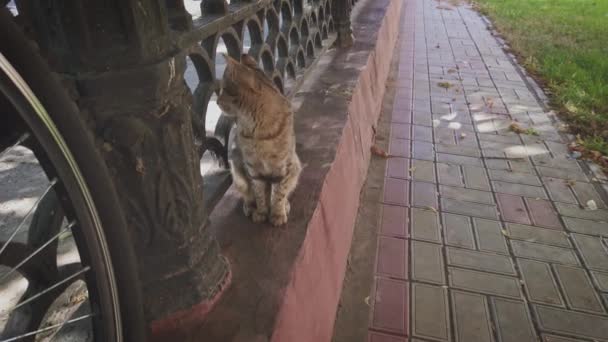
[17,0,230,323]
[332,0,354,48]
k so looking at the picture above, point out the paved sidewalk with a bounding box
[368,0,608,341]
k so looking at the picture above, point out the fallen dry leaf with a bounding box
[509,122,526,134]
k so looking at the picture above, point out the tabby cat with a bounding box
[216,54,301,226]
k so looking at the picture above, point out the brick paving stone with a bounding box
[475,218,509,254]
[411,207,441,243]
[411,283,450,341]
[412,181,438,208]
[536,166,589,182]
[492,180,548,199]
[506,223,570,248]
[553,265,604,313]
[376,236,408,280]
[411,240,445,284]
[413,111,433,127]
[543,177,578,204]
[592,271,608,291]
[572,182,606,209]
[443,213,475,249]
[439,185,494,204]
[451,291,494,342]
[449,267,521,299]
[511,240,580,266]
[447,247,515,275]
[411,159,435,183]
[412,141,434,160]
[496,193,531,225]
[412,125,433,142]
[462,165,491,191]
[526,198,563,229]
[437,153,483,167]
[436,144,481,158]
[380,205,408,238]
[371,278,409,336]
[437,162,463,187]
[489,169,542,186]
[368,332,407,342]
[387,157,410,179]
[518,259,564,306]
[543,335,586,342]
[492,298,538,342]
[391,123,411,140]
[571,234,608,272]
[384,178,409,206]
[389,138,411,158]
[441,198,499,220]
[563,217,608,236]
[535,305,608,341]
[555,202,608,221]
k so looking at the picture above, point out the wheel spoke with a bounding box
[0,265,90,317]
[0,313,95,342]
[0,132,29,160]
[0,221,74,283]
[0,178,57,258]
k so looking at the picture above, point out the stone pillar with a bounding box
[332,0,354,48]
[17,0,229,323]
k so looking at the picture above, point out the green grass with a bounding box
[472,0,608,153]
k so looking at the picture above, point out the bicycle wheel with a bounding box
[0,7,146,342]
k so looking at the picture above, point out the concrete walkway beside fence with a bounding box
[367,0,608,341]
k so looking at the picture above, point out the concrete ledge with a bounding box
[152,0,403,340]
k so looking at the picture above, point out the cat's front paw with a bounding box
[270,212,288,226]
[251,209,268,223]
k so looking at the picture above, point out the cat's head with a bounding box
[216,53,281,117]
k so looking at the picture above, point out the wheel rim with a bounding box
[0,52,122,341]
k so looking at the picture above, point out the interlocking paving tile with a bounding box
[441,198,499,220]
[376,236,408,280]
[593,271,608,292]
[412,283,450,341]
[536,166,589,182]
[535,305,608,341]
[383,178,409,206]
[449,267,521,299]
[488,169,542,186]
[563,217,608,236]
[553,265,604,313]
[555,202,608,221]
[447,247,515,275]
[389,139,411,158]
[571,182,606,209]
[380,205,408,238]
[439,185,495,204]
[451,291,494,342]
[492,298,538,342]
[543,177,578,204]
[496,193,531,225]
[444,213,475,249]
[411,240,445,284]
[462,165,491,191]
[474,218,509,254]
[518,259,564,306]
[412,181,438,208]
[542,335,586,342]
[526,198,563,229]
[506,223,570,248]
[412,124,433,142]
[411,159,436,183]
[571,234,608,272]
[492,180,548,199]
[437,162,463,186]
[387,157,410,179]
[511,240,580,266]
[411,208,441,243]
[371,278,409,336]
[391,123,411,140]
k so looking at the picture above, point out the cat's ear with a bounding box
[222,53,239,67]
[241,54,259,69]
